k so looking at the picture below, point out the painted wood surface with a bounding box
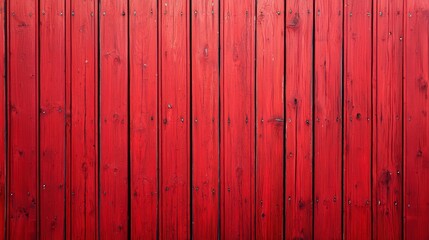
[285,0,314,238]
[159,0,190,239]
[343,0,373,239]
[255,0,284,239]
[372,0,403,239]
[7,0,39,238]
[129,0,158,239]
[99,1,129,238]
[313,0,343,239]
[68,0,98,239]
[404,0,429,239]
[191,0,219,239]
[39,0,66,238]
[0,0,428,239]
[221,0,255,239]
[0,0,5,238]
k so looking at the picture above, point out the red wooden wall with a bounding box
[1,0,428,239]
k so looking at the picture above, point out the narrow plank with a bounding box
[343,0,372,239]
[220,0,255,238]
[0,0,5,237]
[313,0,343,239]
[285,0,314,238]
[255,0,284,239]
[372,0,403,239]
[404,0,429,239]
[7,0,38,238]
[129,0,158,238]
[99,1,129,238]
[159,0,190,238]
[191,0,219,239]
[69,0,98,238]
[39,0,66,237]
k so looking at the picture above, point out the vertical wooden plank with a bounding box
[0,0,5,237]
[220,0,255,238]
[39,0,66,237]
[129,0,158,238]
[7,0,38,238]
[69,0,98,238]
[313,0,343,239]
[255,0,284,239]
[285,0,314,238]
[404,0,429,239]
[99,1,129,239]
[343,0,372,239]
[191,0,219,239]
[372,0,403,239]
[159,0,190,239]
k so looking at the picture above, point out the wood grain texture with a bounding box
[0,0,5,237]
[39,0,66,238]
[7,0,38,238]
[99,1,129,238]
[404,0,429,239]
[221,0,255,239]
[372,0,403,238]
[69,0,98,239]
[343,0,373,239]
[285,0,314,238]
[159,0,190,239]
[255,0,284,239]
[129,0,158,238]
[313,0,343,239]
[191,0,219,239]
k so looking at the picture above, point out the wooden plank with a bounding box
[404,0,429,239]
[255,0,284,239]
[159,0,190,239]
[39,0,66,238]
[129,0,158,238]
[372,0,403,239]
[99,1,129,238]
[69,0,98,238]
[284,0,314,238]
[313,0,343,239]
[220,0,255,239]
[0,0,5,237]
[343,0,372,239]
[191,0,219,239]
[7,0,38,238]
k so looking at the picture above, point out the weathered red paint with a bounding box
[314,0,343,239]
[404,0,429,239]
[68,0,98,239]
[285,0,314,238]
[99,1,129,238]
[372,0,403,238]
[256,0,284,238]
[129,0,158,239]
[0,0,428,239]
[7,0,38,238]
[159,0,191,239]
[191,0,220,239]
[221,0,256,239]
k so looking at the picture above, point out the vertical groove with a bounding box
[96,0,101,239]
[156,0,161,238]
[401,0,405,238]
[36,0,40,237]
[127,0,131,237]
[311,0,316,236]
[370,0,374,237]
[3,0,7,237]
[189,0,193,239]
[341,0,345,237]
